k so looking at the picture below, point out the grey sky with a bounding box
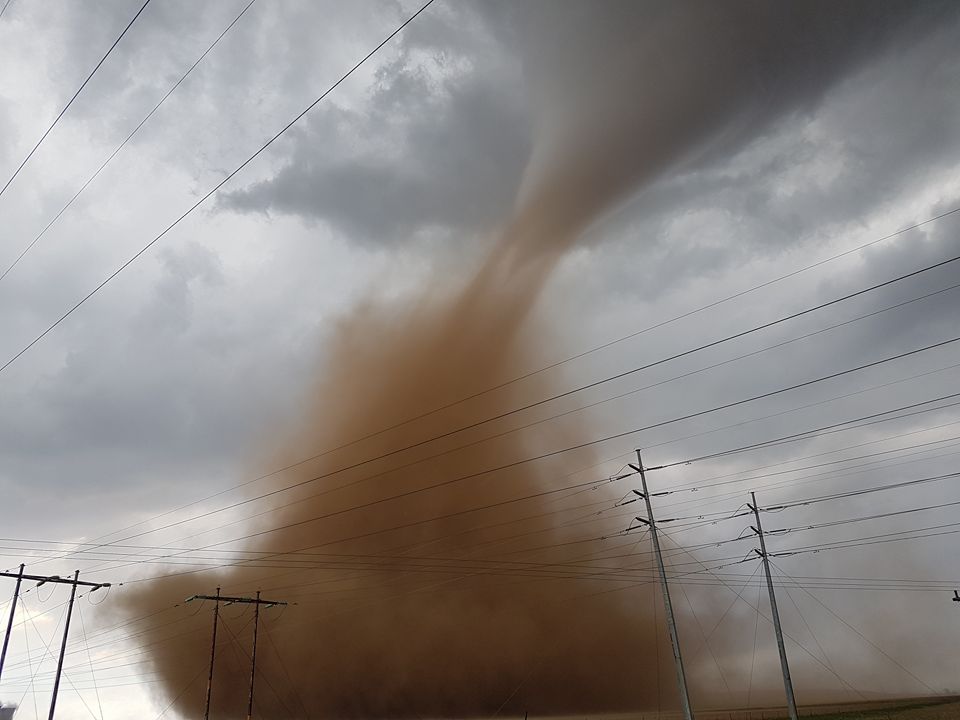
[1,1,959,717]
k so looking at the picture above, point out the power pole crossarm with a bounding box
[0,570,110,590]
[750,492,799,720]
[1,566,113,719]
[186,593,286,608]
[186,589,287,719]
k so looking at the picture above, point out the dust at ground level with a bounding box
[526,698,960,720]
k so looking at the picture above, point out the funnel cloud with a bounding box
[113,2,955,717]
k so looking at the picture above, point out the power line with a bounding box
[48,376,956,596]
[52,418,960,590]
[770,559,938,695]
[652,392,960,471]
[5,556,949,688]
[150,662,207,720]
[323,280,960,507]
[0,0,153,201]
[5,506,952,688]
[45,263,960,573]
[638,357,960,469]
[102,251,960,505]
[659,414,960,495]
[774,567,855,699]
[61,332,957,585]
[76,605,104,720]
[667,438,960,517]
[258,209,960,484]
[0,0,259,285]
[770,521,960,558]
[655,531,866,698]
[761,471,960,510]
[769,496,960,536]
[0,0,436,377]
[29,407,957,575]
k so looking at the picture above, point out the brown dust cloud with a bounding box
[113,2,949,717]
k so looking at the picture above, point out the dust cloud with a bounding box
[113,2,946,717]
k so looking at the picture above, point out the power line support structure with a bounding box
[186,589,287,720]
[200,586,221,720]
[247,591,262,720]
[749,491,798,720]
[0,568,111,719]
[632,449,695,720]
[0,563,24,683]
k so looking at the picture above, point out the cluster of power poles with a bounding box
[632,450,799,720]
[0,566,111,720]
[186,588,287,720]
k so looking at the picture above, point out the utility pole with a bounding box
[199,587,221,720]
[632,449,695,720]
[749,491,798,720]
[0,564,24,683]
[0,568,111,720]
[49,570,80,720]
[247,591,261,720]
[186,590,287,720]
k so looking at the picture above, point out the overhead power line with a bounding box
[772,521,960,558]
[653,391,960,471]
[83,332,960,582]
[761,471,960,511]
[0,0,153,201]
[74,349,960,586]
[37,236,960,581]
[51,273,960,574]
[102,251,957,501]
[658,410,960,495]
[33,389,960,588]
[271,207,960,478]
[0,0,436,376]
[53,260,960,573]
[770,495,960,536]
[0,0,259,285]
[38,361,960,587]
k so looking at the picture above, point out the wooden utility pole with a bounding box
[199,586,221,720]
[0,564,24,683]
[186,589,287,720]
[0,568,111,719]
[632,450,695,720]
[49,570,80,720]
[749,492,798,720]
[247,591,262,720]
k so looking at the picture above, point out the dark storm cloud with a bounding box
[220,1,958,249]
[222,73,530,242]
[1,1,960,714]
[221,3,531,243]
[560,8,960,307]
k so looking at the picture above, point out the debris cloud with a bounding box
[114,2,947,716]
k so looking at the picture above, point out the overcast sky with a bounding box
[1,1,960,718]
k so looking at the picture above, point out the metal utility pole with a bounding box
[749,491,798,720]
[0,568,111,719]
[186,590,287,720]
[0,563,25,683]
[633,449,695,720]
